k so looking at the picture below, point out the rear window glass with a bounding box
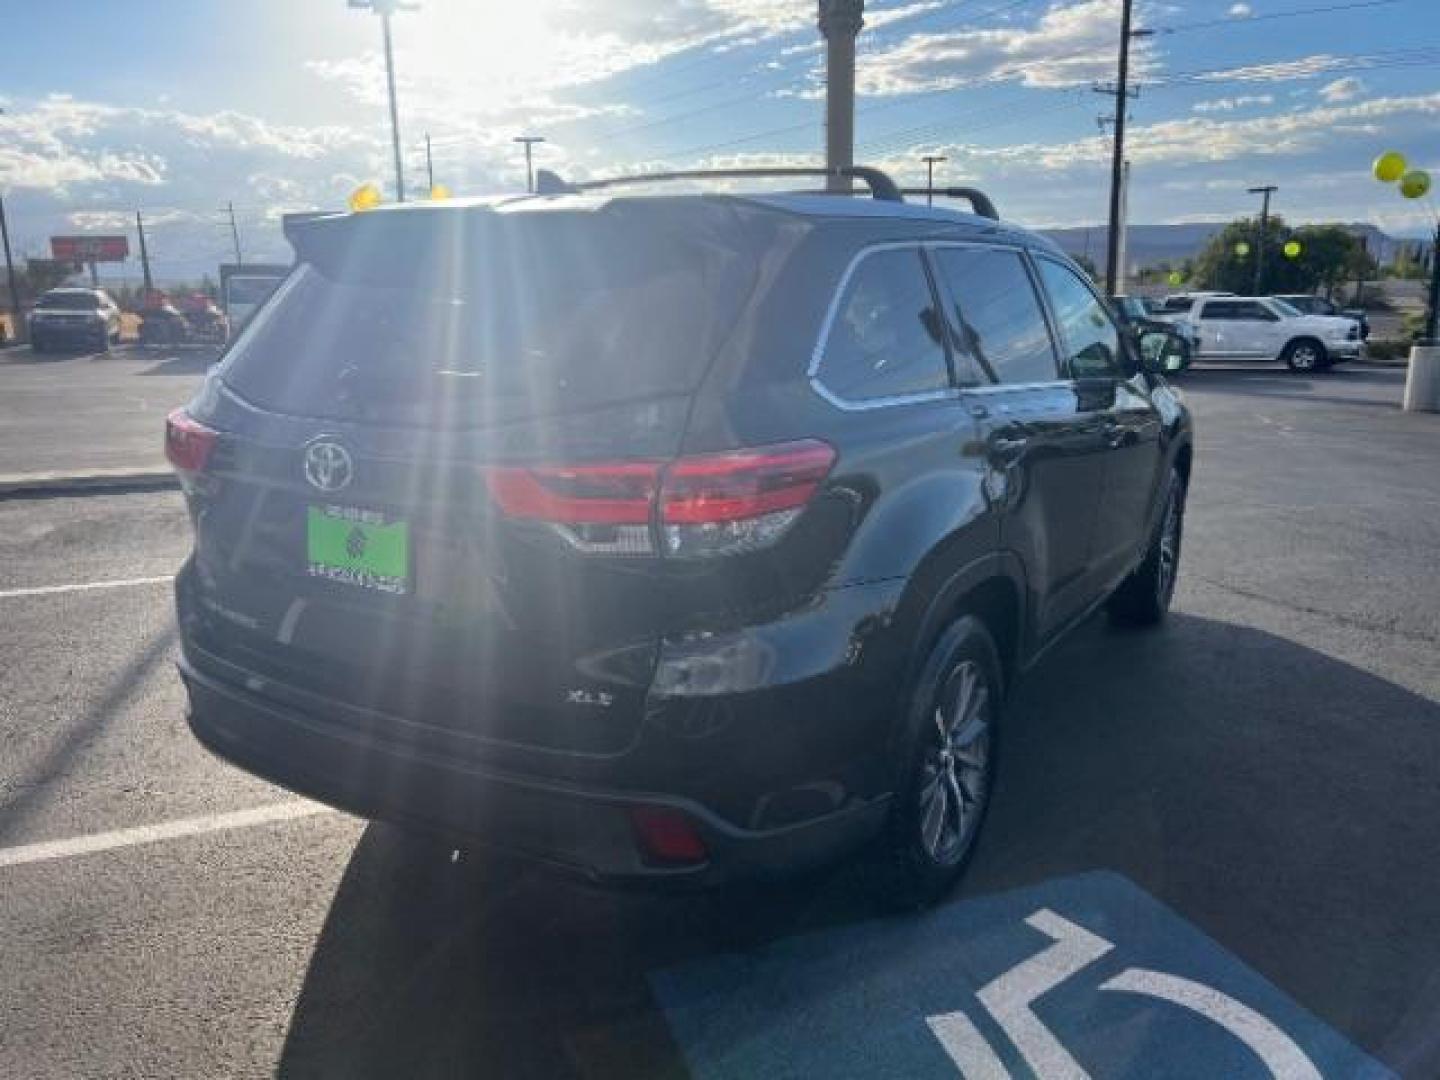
[220,204,772,425]
[36,292,99,310]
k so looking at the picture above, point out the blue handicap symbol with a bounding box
[649,871,1394,1079]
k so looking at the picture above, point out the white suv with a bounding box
[1163,295,1362,372]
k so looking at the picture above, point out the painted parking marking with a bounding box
[649,871,1395,1079]
[0,801,334,870]
[0,575,172,600]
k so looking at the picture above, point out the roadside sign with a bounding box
[50,235,129,263]
[651,872,1394,1078]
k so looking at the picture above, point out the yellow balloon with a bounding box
[1399,169,1432,199]
[1234,241,1251,257]
[348,183,383,212]
[429,184,452,201]
[1283,240,1303,258]
[1373,150,1408,184]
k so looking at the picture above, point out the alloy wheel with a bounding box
[917,659,992,865]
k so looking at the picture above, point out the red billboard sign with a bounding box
[50,235,130,263]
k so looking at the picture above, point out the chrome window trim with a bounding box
[807,241,958,412]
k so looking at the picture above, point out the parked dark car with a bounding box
[1273,294,1370,339]
[28,287,122,353]
[170,167,1194,906]
[1113,294,1194,368]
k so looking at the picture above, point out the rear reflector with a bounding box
[485,440,835,559]
[630,806,708,865]
[165,409,217,474]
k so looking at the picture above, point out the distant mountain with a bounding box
[1039,222,1411,271]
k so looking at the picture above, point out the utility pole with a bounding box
[424,132,435,193]
[224,201,243,265]
[921,154,946,206]
[1116,159,1131,293]
[819,0,865,192]
[1101,1,1151,296]
[349,0,418,202]
[1426,222,1440,344]
[513,136,544,193]
[1248,184,1278,295]
[135,210,154,293]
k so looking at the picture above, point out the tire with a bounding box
[94,333,110,353]
[30,335,47,355]
[1282,338,1326,373]
[1107,469,1185,627]
[879,615,1002,910]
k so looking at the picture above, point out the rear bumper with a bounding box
[179,653,888,888]
[30,321,105,343]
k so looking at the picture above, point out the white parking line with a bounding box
[0,575,172,601]
[0,801,335,870]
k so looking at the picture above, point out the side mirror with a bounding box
[1138,329,1189,375]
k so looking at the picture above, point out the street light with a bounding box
[348,0,419,203]
[513,136,545,194]
[921,154,946,206]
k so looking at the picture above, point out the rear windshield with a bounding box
[221,203,770,425]
[36,291,99,310]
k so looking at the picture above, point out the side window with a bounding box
[1036,259,1124,379]
[817,249,951,402]
[932,247,1058,385]
[1238,301,1279,322]
[1202,301,1240,320]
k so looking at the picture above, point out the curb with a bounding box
[0,469,178,498]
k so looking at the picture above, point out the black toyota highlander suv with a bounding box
[170,166,1193,906]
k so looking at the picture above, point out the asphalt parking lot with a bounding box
[0,362,1436,1077]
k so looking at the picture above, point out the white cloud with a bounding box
[1197,55,1351,84]
[1320,76,1366,103]
[1228,3,1253,17]
[1192,94,1275,113]
[843,0,1157,97]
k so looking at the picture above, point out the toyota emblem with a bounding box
[303,440,354,493]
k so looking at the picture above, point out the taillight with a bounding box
[485,439,835,559]
[660,440,835,558]
[165,409,217,476]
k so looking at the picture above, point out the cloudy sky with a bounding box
[1,0,1436,280]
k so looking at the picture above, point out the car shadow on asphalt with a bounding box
[276,612,1440,1078]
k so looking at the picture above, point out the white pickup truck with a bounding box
[1156,295,1363,372]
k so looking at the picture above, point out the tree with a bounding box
[1291,224,1374,299]
[1191,216,1371,295]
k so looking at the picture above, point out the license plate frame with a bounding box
[306,504,411,595]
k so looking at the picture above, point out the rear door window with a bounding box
[932,247,1058,386]
[816,248,951,402]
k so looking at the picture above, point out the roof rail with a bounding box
[534,165,904,203]
[898,187,999,221]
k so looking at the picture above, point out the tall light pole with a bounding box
[1248,184,1278,295]
[921,154,946,206]
[513,136,545,193]
[1103,2,1151,296]
[349,0,418,202]
[819,0,865,192]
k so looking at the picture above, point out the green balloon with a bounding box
[1374,151,1407,184]
[1234,241,1251,257]
[1283,240,1302,258]
[1399,169,1432,199]
[1168,271,1183,286]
